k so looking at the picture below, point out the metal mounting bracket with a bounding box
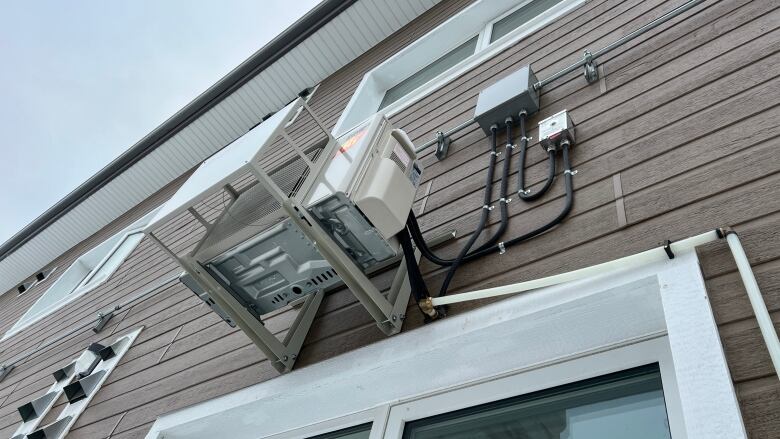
[165,249,326,374]
[92,310,115,333]
[583,50,599,84]
[435,131,451,161]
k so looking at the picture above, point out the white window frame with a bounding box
[144,250,746,439]
[383,338,683,438]
[332,0,586,136]
[2,207,160,340]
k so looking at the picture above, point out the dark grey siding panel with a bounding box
[0,0,778,437]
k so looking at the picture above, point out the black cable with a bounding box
[408,141,574,266]
[397,227,431,305]
[517,112,555,201]
[439,120,514,296]
[476,119,513,251]
[437,125,500,296]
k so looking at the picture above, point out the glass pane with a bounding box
[80,232,145,289]
[490,0,563,43]
[403,365,671,439]
[379,36,478,109]
[308,423,372,439]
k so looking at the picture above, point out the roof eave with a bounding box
[0,0,356,262]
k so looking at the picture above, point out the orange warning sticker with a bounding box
[336,128,367,156]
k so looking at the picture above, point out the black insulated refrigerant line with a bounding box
[406,140,574,277]
[439,119,514,297]
[435,124,498,298]
[516,111,555,201]
[397,227,433,314]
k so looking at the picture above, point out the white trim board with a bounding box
[145,250,745,439]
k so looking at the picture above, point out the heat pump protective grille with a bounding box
[197,145,324,261]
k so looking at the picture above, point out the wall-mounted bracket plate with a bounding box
[92,310,115,333]
[435,131,451,161]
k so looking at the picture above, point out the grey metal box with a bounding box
[474,65,539,135]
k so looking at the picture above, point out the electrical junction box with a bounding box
[304,113,423,270]
[539,109,576,150]
[473,65,539,135]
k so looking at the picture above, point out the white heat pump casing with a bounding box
[304,114,422,269]
[354,156,416,238]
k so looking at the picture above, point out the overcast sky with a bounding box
[0,0,320,244]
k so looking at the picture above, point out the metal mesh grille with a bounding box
[196,146,325,260]
[153,208,208,259]
[149,102,333,265]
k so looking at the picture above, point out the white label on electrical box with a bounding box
[539,110,569,141]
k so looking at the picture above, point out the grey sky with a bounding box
[0,0,320,244]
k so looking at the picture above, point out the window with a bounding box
[489,0,564,43]
[9,328,143,438]
[402,365,670,439]
[2,207,160,340]
[379,37,478,110]
[333,0,586,135]
[309,424,372,439]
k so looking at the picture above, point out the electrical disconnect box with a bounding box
[538,110,576,150]
[473,65,540,134]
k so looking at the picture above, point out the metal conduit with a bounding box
[415,0,705,153]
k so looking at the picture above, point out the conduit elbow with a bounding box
[718,226,735,238]
[418,296,445,321]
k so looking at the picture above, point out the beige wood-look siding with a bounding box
[1,0,779,437]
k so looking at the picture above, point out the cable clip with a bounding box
[564,169,578,175]
[663,240,675,259]
[498,242,506,255]
[490,151,501,156]
[483,204,494,211]
[519,189,531,196]
[520,136,532,143]
[506,143,515,149]
[499,197,512,204]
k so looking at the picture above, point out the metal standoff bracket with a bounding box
[583,50,599,83]
[92,311,115,333]
[435,131,452,161]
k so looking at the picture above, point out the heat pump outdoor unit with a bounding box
[145,98,423,373]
